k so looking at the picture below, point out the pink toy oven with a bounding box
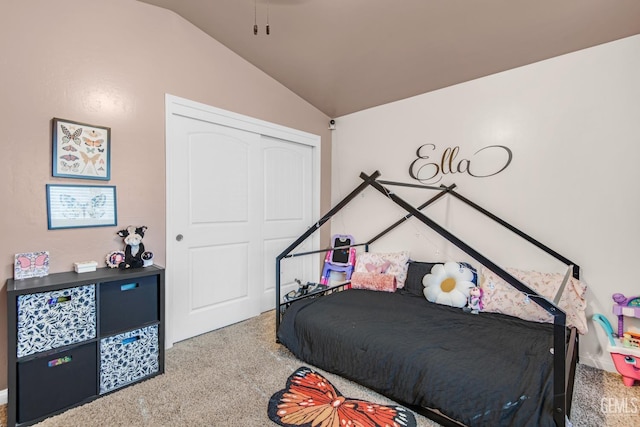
[593,313,640,387]
[610,351,640,387]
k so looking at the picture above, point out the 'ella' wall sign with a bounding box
[409,144,513,185]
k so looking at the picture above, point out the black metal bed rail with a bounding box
[279,243,368,260]
[366,183,455,246]
[278,281,350,316]
[447,189,580,279]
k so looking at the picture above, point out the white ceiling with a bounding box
[138,0,640,118]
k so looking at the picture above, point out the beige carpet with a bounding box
[1,311,633,427]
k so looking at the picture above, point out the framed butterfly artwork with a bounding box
[14,251,50,280]
[46,184,117,229]
[52,118,111,180]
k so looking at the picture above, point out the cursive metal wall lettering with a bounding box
[409,144,513,184]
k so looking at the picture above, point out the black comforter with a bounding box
[277,289,557,426]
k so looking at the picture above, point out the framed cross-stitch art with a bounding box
[46,184,117,229]
[52,118,111,180]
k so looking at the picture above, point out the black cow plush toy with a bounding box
[117,225,147,269]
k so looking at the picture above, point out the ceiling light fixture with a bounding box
[253,0,270,36]
[254,0,258,35]
[266,0,270,35]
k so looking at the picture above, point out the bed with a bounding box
[275,172,582,427]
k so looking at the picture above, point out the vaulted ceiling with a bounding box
[139,0,640,118]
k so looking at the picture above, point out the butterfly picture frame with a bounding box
[14,251,50,280]
[46,184,117,229]
[52,118,111,180]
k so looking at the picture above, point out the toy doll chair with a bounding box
[320,234,356,286]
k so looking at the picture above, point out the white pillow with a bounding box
[423,262,476,308]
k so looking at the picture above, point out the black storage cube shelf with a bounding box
[100,275,159,335]
[7,266,165,427]
[17,342,98,423]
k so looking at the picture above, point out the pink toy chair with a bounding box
[320,234,356,286]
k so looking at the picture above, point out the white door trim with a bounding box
[165,94,321,348]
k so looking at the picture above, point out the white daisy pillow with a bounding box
[423,262,476,308]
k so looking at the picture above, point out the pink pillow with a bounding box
[350,272,397,292]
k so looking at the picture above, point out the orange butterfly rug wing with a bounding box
[268,367,416,427]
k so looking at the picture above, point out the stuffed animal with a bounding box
[464,286,483,314]
[117,225,148,269]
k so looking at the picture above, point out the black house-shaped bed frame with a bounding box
[276,170,580,427]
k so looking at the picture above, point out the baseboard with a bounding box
[580,354,616,373]
[0,388,7,405]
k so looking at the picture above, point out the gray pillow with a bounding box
[403,261,438,297]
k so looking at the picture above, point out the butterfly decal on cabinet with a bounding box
[59,193,107,219]
[61,125,82,145]
[268,367,416,427]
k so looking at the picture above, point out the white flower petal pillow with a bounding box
[423,262,475,308]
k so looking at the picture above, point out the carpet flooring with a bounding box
[1,310,637,426]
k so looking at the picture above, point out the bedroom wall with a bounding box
[330,35,640,372]
[0,0,332,391]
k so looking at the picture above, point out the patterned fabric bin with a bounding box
[100,324,159,394]
[17,285,97,358]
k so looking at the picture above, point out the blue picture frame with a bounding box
[52,118,111,180]
[46,184,117,229]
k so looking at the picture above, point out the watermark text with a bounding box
[601,397,638,415]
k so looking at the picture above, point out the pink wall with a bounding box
[0,0,331,390]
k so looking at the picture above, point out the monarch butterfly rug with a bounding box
[268,366,417,427]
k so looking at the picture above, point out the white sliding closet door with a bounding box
[261,136,315,312]
[166,95,319,345]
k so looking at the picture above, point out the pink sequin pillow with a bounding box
[350,272,397,292]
